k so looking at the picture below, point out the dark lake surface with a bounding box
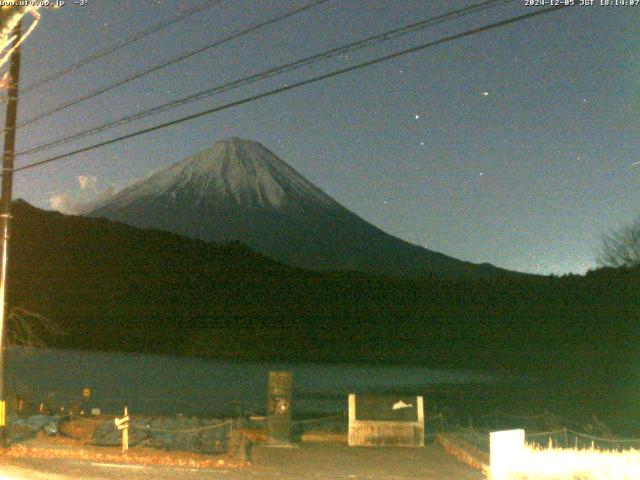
[7,347,500,418]
[9,346,640,441]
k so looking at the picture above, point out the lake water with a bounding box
[6,347,498,418]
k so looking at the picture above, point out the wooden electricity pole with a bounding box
[0,19,22,444]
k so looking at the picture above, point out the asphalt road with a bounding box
[0,444,483,479]
[0,458,238,480]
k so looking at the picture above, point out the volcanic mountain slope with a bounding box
[89,137,505,277]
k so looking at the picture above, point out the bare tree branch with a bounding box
[7,306,63,348]
[597,218,640,268]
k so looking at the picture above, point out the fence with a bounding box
[10,389,640,462]
[460,428,640,456]
[489,429,640,480]
[442,413,640,478]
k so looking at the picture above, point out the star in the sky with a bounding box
[415,114,420,120]
[481,92,489,97]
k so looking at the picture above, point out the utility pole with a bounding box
[0,18,22,445]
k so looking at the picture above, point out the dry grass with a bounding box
[489,443,640,480]
[1,432,247,470]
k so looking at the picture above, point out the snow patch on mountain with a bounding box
[93,138,339,212]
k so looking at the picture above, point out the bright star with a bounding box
[481,92,489,96]
[415,114,420,120]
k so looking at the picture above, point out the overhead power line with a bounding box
[22,0,223,94]
[13,5,571,174]
[18,0,510,156]
[17,0,330,129]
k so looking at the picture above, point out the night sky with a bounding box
[6,0,639,275]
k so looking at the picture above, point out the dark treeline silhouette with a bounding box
[8,201,638,392]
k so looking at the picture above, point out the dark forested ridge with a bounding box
[8,200,639,387]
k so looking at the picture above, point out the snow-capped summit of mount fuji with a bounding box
[95,138,339,212]
[89,138,507,277]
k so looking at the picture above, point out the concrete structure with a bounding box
[348,394,424,447]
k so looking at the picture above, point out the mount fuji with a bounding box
[88,138,505,277]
